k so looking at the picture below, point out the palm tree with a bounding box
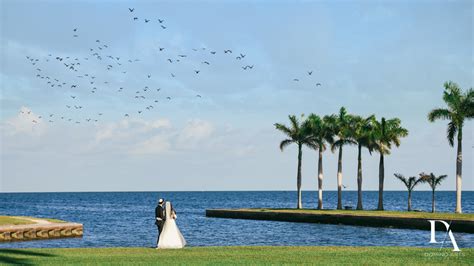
[325,107,355,209]
[419,173,448,213]
[306,114,334,210]
[275,115,312,209]
[351,115,377,210]
[375,118,408,210]
[393,173,422,211]
[428,81,473,213]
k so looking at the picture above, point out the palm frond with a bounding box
[443,81,462,111]
[394,173,409,188]
[274,123,293,137]
[434,174,448,186]
[279,139,294,151]
[428,108,451,122]
[446,121,457,147]
[289,115,299,132]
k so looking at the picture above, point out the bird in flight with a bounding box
[224,50,232,54]
[145,19,150,23]
[196,95,202,98]
[202,61,210,65]
[194,70,200,74]
[148,74,151,78]
[134,17,138,20]
[161,25,166,29]
[210,51,216,55]
[293,79,299,82]
[308,71,313,75]
[129,8,134,12]
[73,28,77,32]
[166,97,171,100]
[316,83,322,86]
[159,47,165,51]
[158,19,164,23]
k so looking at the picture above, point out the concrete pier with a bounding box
[206,209,474,233]
[0,217,83,242]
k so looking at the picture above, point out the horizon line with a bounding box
[1,189,473,194]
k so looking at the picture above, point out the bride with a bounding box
[157,201,186,249]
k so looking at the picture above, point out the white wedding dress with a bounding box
[157,202,186,249]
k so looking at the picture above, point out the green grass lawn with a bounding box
[0,247,471,265]
[233,209,474,221]
[0,216,66,226]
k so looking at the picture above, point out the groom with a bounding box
[155,198,166,246]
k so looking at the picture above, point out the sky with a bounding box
[0,0,472,192]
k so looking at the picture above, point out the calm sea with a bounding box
[0,191,472,248]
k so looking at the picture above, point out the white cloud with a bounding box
[1,106,46,136]
[177,119,214,149]
[94,118,171,143]
[129,134,171,155]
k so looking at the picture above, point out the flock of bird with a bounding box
[21,7,322,125]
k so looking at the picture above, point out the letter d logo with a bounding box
[428,220,460,252]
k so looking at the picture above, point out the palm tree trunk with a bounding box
[297,144,303,209]
[407,190,412,211]
[336,146,343,210]
[317,148,323,210]
[377,153,385,210]
[455,133,462,213]
[432,188,435,213]
[356,144,363,210]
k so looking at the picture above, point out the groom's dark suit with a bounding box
[155,203,166,244]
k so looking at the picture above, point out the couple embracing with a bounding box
[155,198,186,249]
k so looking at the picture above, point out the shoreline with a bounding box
[0,216,83,242]
[206,209,474,233]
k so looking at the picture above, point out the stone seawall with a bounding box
[0,222,83,241]
[206,209,474,233]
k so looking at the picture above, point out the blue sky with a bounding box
[0,0,472,192]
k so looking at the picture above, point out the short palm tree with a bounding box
[275,115,312,209]
[428,81,473,213]
[325,107,355,209]
[393,173,422,211]
[306,114,334,209]
[419,173,448,213]
[351,115,377,210]
[375,118,408,210]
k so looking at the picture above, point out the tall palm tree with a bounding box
[351,115,377,210]
[275,115,312,209]
[375,118,408,210]
[393,173,422,211]
[306,114,334,210]
[428,81,473,213]
[325,107,355,209]
[419,173,448,213]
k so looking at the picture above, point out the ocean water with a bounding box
[0,191,472,248]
